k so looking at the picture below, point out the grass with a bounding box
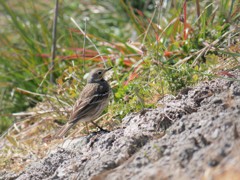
[0,0,239,172]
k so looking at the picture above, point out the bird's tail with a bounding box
[54,122,75,138]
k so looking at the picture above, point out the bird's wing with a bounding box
[68,83,109,124]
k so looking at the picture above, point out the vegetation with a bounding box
[0,0,239,172]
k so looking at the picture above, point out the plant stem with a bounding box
[50,0,59,83]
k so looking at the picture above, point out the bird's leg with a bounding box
[85,122,90,134]
[91,121,109,132]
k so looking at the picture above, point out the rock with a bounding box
[211,128,219,139]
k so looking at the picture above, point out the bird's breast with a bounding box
[98,81,110,93]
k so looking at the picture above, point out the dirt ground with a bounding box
[1,69,240,180]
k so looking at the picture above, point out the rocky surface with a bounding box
[1,69,240,180]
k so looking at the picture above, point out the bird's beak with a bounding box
[102,67,112,80]
[105,67,113,72]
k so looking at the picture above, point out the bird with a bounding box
[54,67,112,138]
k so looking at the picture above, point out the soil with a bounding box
[1,69,240,180]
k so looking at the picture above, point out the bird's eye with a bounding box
[98,71,102,75]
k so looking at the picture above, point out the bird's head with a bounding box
[87,67,112,83]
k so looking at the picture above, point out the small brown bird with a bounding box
[55,67,112,138]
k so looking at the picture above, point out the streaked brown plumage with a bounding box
[54,67,112,138]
